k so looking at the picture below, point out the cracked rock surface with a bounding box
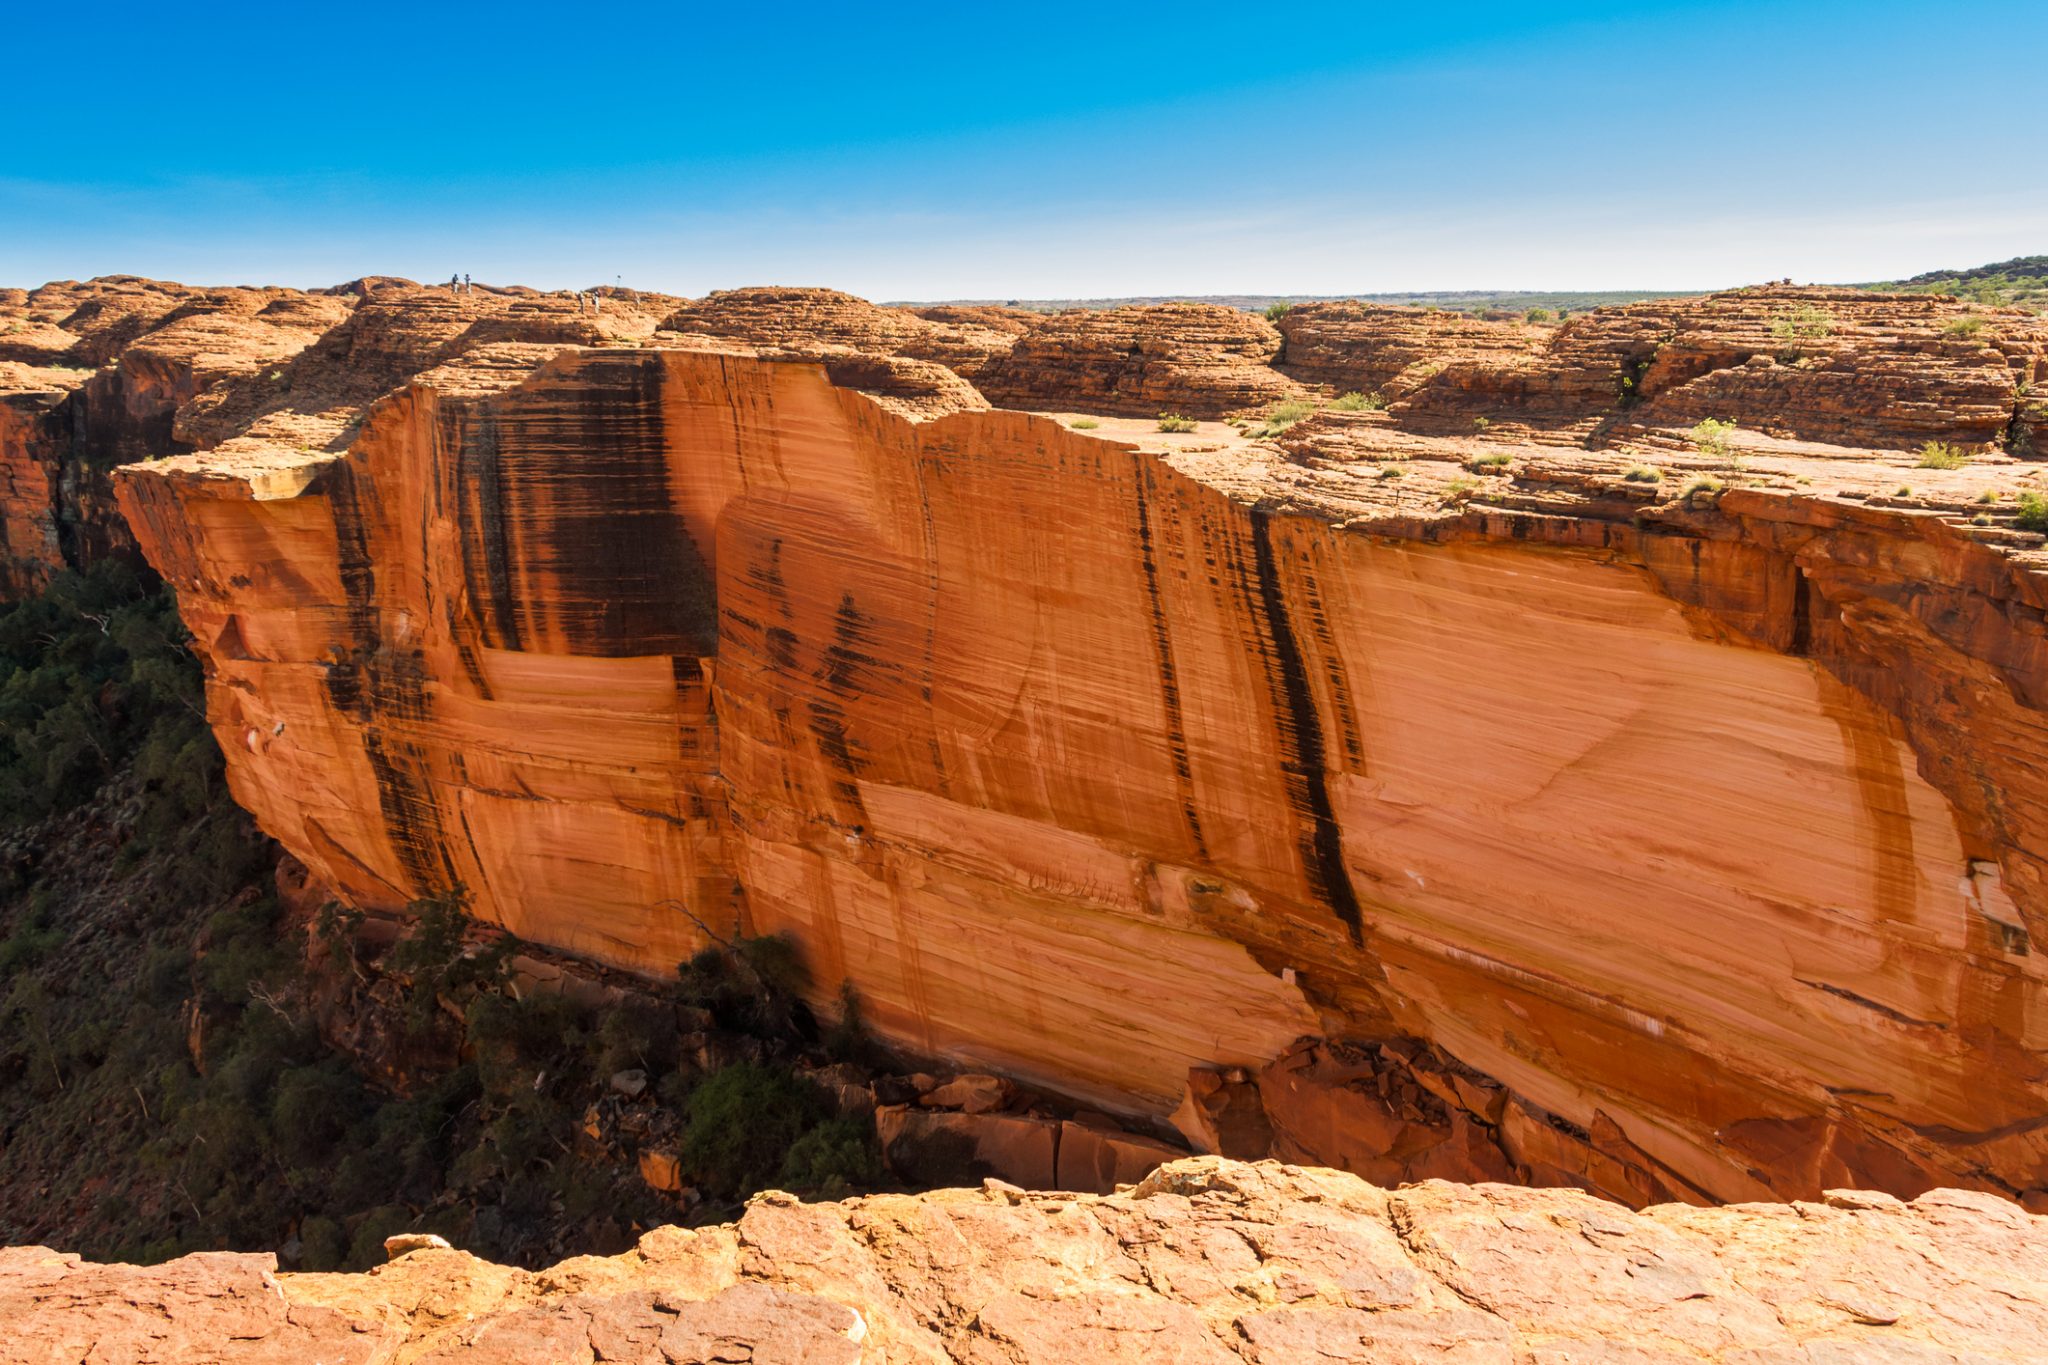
[3,1158,2042,1363]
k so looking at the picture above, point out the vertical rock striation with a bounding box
[114,336,2048,1210]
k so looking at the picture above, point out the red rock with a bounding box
[8,1158,2045,1361]
[976,302,1307,416]
[1054,1121,1184,1193]
[920,1072,1012,1113]
[876,1106,1061,1189]
[102,331,2048,1208]
[638,1148,684,1194]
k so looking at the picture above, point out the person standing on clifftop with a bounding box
[464,273,472,294]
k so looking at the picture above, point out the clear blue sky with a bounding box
[4,1,2040,298]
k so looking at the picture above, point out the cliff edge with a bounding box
[4,1157,2043,1363]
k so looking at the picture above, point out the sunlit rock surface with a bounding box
[107,301,2048,1209]
[4,1158,2044,1363]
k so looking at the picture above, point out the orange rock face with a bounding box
[1274,300,1547,396]
[975,302,1307,416]
[10,271,2048,1214]
[659,286,1020,381]
[110,302,2048,1214]
[4,1158,2044,1363]
[1397,284,2047,449]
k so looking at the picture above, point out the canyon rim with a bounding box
[19,1,2048,1354]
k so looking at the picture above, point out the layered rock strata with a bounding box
[1273,301,1547,397]
[974,302,1307,416]
[659,287,1020,382]
[1396,285,2048,450]
[3,1158,2043,1364]
[112,328,2048,1212]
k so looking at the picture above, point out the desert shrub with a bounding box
[1690,418,1737,458]
[822,980,878,1066]
[0,562,218,831]
[270,1063,364,1167]
[1263,302,1291,321]
[1622,464,1663,483]
[1943,315,1987,338]
[1467,452,1510,469]
[1770,304,1833,343]
[680,1063,829,1200]
[777,1116,883,1197]
[597,998,679,1078]
[1156,413,1198,433]
[1895,485,1912,497]
[1067,417,1100,429]
[1377,465,1404,479]
[2016,492,2048,533]
[298,1215,348,1271]
[346,1205,415,1271]
[675,931,811,1042]
[1684,475,1724,501]
[1329,391,1376,411]
[1471,416,1491,432]
[1249,400,1317,438]
[1524,307,1553,323]
[1916,441,1969,469]
[1978,488,2000,503]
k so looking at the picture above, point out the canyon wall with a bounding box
[113,334,2048,1211]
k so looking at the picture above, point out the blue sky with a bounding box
[4,1,2041,297]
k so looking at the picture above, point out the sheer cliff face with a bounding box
[116,345,2048,1208]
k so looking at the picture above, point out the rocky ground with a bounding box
[3,1157,2042,1363]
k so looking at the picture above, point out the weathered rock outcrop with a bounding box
[107,304,2048,1215]
[659,287,1019,382]
[975,302,1307,416]
[4,1158,2043,1363]
[1398,284,2047,449]
[1274,301,1547,397]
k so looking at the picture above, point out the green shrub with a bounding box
[1377,465,1404,479]
[346,1205,415,1271]
[1622,465,1663,483]
[1467,452,1510,469]
[1155,414,1198,433]
[1524,307,1553,323]
[1471,416,1491,432]
[1684,475,1724,501]
[1329,391,1378,411]
[1916,441,1970,469]
[777,1116,883,1196]
[1943,315,1987,339]
[1770,303,1833,343]
[1067,417,1100,430]
[299,1216,348,1271]
[1263,302,1291,322]
[1690,418,1737,458]
[1254,400,1316,435]
[1978,488,2000,503]
[2016,492,2048,533]
[270,1064,364,1167]
[680,1063,828,1200]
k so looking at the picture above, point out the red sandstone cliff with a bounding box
[9,273,2048,1216]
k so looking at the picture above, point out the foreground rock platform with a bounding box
[2,1159,2041,1363]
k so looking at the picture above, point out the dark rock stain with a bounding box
[1239,503,1365,946]
[1132,469,1209,860]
